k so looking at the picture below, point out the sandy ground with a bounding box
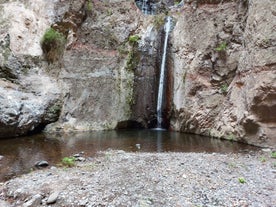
[0,150,276,207]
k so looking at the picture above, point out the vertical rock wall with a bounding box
[47,0,162,131]
[170,0,276,147]
[0,0,62,137]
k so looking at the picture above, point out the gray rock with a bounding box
[46,191,59,204]
[22,194,42,207]
[0,155,4,160]
[0,73,61,138]
[75,157,86,162]
[0,199,10,207]
[170,0,276,147]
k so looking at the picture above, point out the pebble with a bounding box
[35,161,49,168]
[261,148,271,152]
[76,157,86,162]
[46,191,59,204]
[2,151,275,206]
[23,194,42,207]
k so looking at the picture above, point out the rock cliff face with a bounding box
[46,0,162,131]
[0,0,62,137]
[170,0,276,147]
[0,0,275,147]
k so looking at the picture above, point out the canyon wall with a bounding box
[0,0,62,137]
[170,0,276,147]
[0,0,275,147]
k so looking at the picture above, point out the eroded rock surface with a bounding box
[0,0,275,147]
[170,0,276,147]
[0,0,62,137]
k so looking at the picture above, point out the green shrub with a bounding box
[41,28,66,63]
[271,152,276,159]
[62,156,76,167]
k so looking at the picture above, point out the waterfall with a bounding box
[156,16,172,129]
[135,0,155,15]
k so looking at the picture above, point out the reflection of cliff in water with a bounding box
[0,135,62,181]
[0,130,258,181]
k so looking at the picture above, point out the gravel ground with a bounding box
[0,150,276,207]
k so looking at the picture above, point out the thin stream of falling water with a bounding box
[156,16,172,128]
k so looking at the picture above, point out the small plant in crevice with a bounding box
[126,50,139,71]
[61,156,76,167]
[226,133,235,141]
[220,83,228,94]
[260,156,266,163]
[87,0,93,12]
[153,13,166,29]
[271,152,276,159]
[238,177,246,184]
[128,35,140,44]
[41,28,66,63]
[215,42,227,52]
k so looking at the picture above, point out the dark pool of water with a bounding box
[0,129,258,181]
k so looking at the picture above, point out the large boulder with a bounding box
[0,0,62,137]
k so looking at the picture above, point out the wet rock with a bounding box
[46,191,59,204]
[35,161,49,168]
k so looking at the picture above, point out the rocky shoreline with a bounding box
[0,150,275,207]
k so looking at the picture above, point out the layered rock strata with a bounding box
[170,0,276,147]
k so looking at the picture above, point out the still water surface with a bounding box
[0,129,258,181]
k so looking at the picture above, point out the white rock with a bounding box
[46,191,59,204]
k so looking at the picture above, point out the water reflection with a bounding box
[0,130,258,181]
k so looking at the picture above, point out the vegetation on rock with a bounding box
[128,35,140,44]
[41,28,66,63]
[215,42,227,52]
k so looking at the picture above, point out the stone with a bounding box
[0,155,3,161]
[22,194,42,207]
[46,191,59,204]
[75,157,86,162]
[35,161,49,168]
[0,200,10,207]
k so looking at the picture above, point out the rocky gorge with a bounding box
[0,0,275,147]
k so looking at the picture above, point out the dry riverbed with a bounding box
[0,150,276,207]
